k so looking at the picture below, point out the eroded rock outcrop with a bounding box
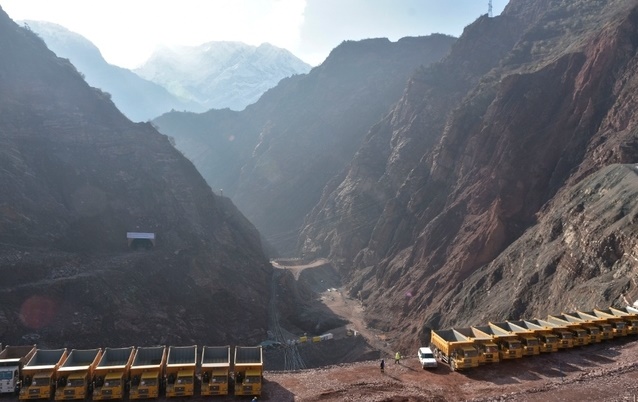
[299,0,638,348]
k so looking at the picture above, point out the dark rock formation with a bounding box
[0,7,271,348]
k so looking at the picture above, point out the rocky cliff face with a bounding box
[299,0,638,348]
[154,35,457,255]
[0,7,271,348]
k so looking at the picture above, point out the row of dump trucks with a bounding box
[0,344,262,399]
[430,306,638,371]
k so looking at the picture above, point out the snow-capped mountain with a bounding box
[135,41,312,111]
[22,20,204,121]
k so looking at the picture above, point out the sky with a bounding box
[0,0,508,68]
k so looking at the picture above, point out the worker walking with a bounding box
[380,359,385,373]
[395,351,401,364]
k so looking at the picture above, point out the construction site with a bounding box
[2,258,638,401]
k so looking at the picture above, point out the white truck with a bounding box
[0,345,37,394]
[417,347,438,369]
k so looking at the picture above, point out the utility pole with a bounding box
[488,0,493,17]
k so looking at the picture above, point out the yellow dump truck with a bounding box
[92,347,135,400]
[0,345,36,395]
[489,322,540,356]
[559,312,607,342]
[452,327,499,364]
[472,325,523,360]
[430,329,479,371]
[164,345,197,398]
[518,320,559,352]
[129,346,166,399]
[19,348,67,400]
[609,307,638,335]
[233,346,263,396]
[590,310,628,337]
[545,315,590,345]
[200,346,231,396]
[54,348,102,400]
[571,311,614,340]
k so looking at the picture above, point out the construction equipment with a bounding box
[129,346,166,400]
[54,348,102,400]
[430,329,480,371]
[588,310,628,337]
[545,315,591,345]
[489,322,540,356]
[165,345,197,398]
[0,345,36,395]
[19,348,68,400]
[561,312,610,342]
[200,346,231,396]
[92,347,135,400]
[472,325,523,360]
[518,320,559,352]
[609,306,638,335]
[453,327,499,364]
[233,346,263,396]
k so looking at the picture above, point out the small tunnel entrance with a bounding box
[130,238,154,250]
[127,232,156,250]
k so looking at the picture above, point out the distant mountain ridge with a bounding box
[22,20,311,119]
[135,41,312,111]
[22,20,203,121]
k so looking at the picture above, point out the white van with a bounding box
[418,347,438,369]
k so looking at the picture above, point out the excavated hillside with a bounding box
[0,7,271,348]
[299,0,638,351]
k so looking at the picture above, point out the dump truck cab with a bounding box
[129,346,166,400]
[472,326,523,360]
[609,307,638,335]
[0,345,36,395]
[54,348,102,400]
[490,322,540,356]
[560,312,608,342]
[92,346,135,400]
[430,329,480,371]
[452,327,499,364]
[592,309,629,337]
[165,345,197,398]
[233,346,263,396]
[201,346,231,396]
[545,316,585,347]
[19,348,67,400]
[570,312,614,340]
[515,320,559,353]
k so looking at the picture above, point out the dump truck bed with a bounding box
[96,347,134,369]
[131,346,166,368]
[453,327,492,341]
[58,349,101,371]
[24,349,67,370]
[0,345,36,364]
[234,347,263,365]
[167,345,197,366]
[201,346,230,367]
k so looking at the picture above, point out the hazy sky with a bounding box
[0,0,508,68]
